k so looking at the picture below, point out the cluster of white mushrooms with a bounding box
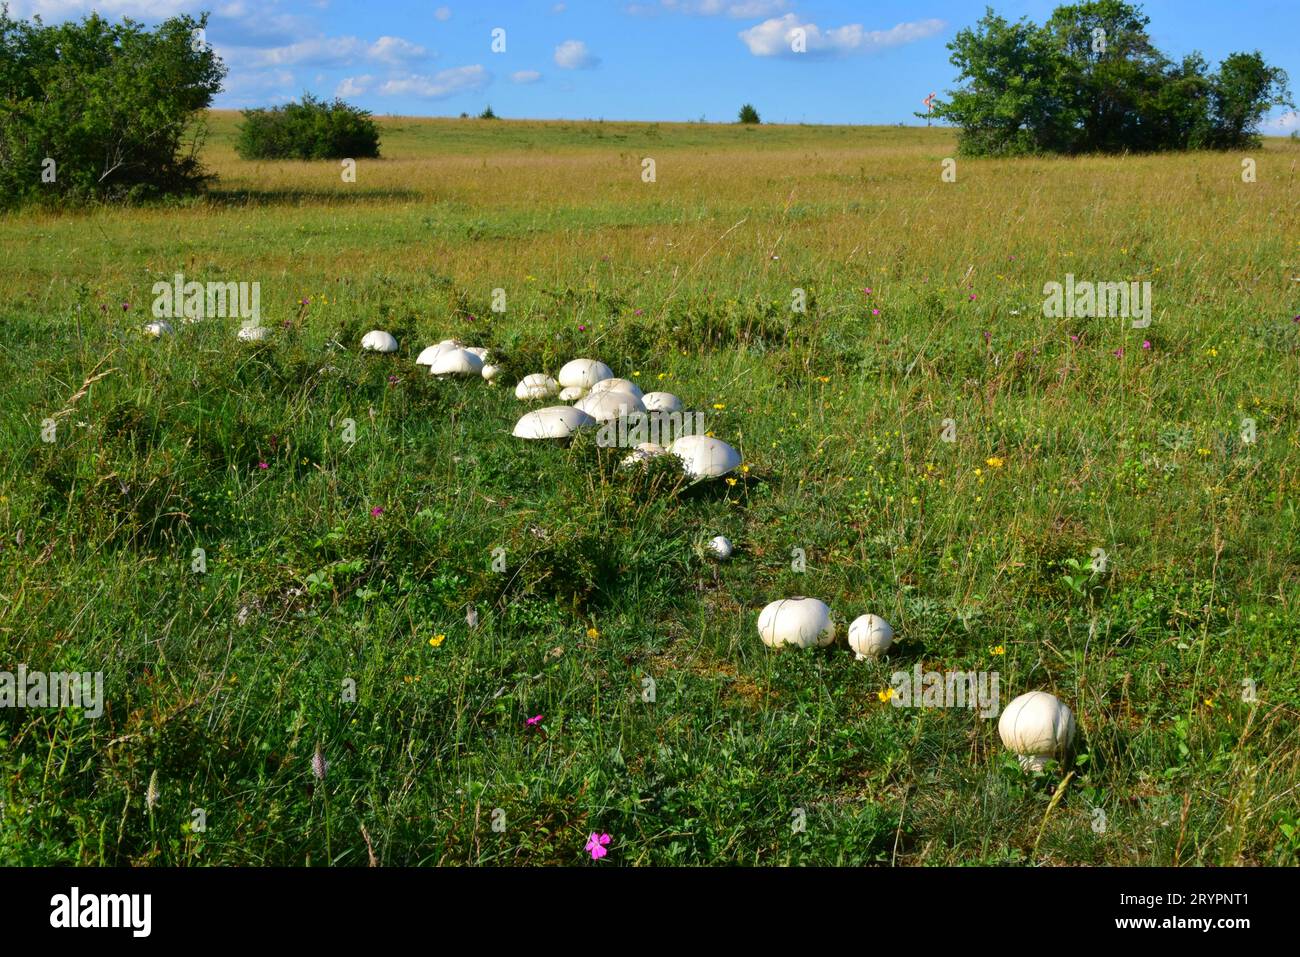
[155,324,1077,771]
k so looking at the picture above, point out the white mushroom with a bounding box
[668,435,741,480]
[757,597,835,649]
[465,346,490,361]
[238,325,270,342]
[642,392,683,413]
[558,386,586,401]
[143,320,174,337]
[847,614,894,660]
[620,442,668,468]
[481,363,501,382]
[558,358,613,390]
[415,339,459,366]
[513,406,597,440]
[575,390,647,422]
[587,378,644,400]
[361,330,399,353]
[430,347,484,377]
[707,535,733,560]
[515,374,559,400]
[998,691,1077,771]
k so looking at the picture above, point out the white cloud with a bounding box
[511,70,543,84]
[739,13,946,58]
[7,0,197,17]
[336,75,373,97]
[554,39,599,69]
[552,2,566,12]
[639,0,789,16]
[434,5,452,20]
[219,34,427,69]
[368,36,428,65]
[1265,111,1299,132]
[376,65,489,98]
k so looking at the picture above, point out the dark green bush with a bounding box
[0,10,225,207]
[235,94,381,160]
[738,103,760,124]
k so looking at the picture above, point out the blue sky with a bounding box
[9,1,1299,130]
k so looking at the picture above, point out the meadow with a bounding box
[1,112,1298,865]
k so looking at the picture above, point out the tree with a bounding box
[738,103,760,124]
[0,8,226,206]
[930,2,1292,155]
[236,95,380,160]
[479,105,498,119]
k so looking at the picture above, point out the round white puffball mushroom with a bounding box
[642,392,683,413]
[669,435,742,480]
[847,614,894,660]
[574,390,647,422]
[512,406,597,440]
[707,535,733,560]
[998,691,1077,771]
[237,325,270,342]
[430,347,484,377]
[587,378,644,400]
[515,374,559,400]
[757,597,835,649]
[415,339,459,366]
[558,386,586,402]
[143,320,174,338]
[361,330,399,353]
[620,443,667,468]
[558,358,613,390]
[481,363,500,382]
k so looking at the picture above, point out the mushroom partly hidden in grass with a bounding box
[415,339,459,366]
[515,374,559,400]
[558,386,586,401]
[998,691,1077,771]
[847,614,894,660]
[238,325,270,342]
[143,320,174,338]
[620,442,669,468]
[757,597,835,648]
[707,535,733,559]
[513,406,597,440]
[668,435,741,480]
[361,330,399,353]
[587,378,644,400]
[430,347,484,377]
[642,392,683,413]
[481,363,500,382]
[558,358,613,390]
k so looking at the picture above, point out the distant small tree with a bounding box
[738,103,761,124]
[236,94,380,160]
[478,105,498,119]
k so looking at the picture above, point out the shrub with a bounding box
[235,94,381,160]
[0,10,226,207]
[478,105,498,119]
[931,1,1292,155]
[738,103,761,124]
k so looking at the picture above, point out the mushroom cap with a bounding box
[430,347,484,376]
[415,340,459,365]
[515,373,559,400]
[558,385,586,401]
[707,535,733,559]
[847,614,894,659]
[512,405,597,439]
[757,597,835,649]
[620,442,668,468]
[998,692,1076,769]
[587,378,644,400]
[575,390,647,422]
[465,346,490,361]
[668,435,741,479]
[642,391,683,413]
[237,325,270,342]
[143,320,174,337]
[361,330,399,353]
[558,358,613,389]
[481,363,501,381]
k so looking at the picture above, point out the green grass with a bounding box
[2,115,1299,865]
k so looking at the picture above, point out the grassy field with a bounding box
[2,111,1299,865]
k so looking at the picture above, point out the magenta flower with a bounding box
[122,302,131,311]
[969,294,977,301]
[871,308,880,316]
[1070,334,1080,343]
[863,287,872,295]
[1142,340,1152,350]
[585,832,611,860]
[370,506,383,517]
[257,461,269,470]
[1114,348,1124,357]
[634,309,643,316]
[578,324,587,332]
[525,714,544,727]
